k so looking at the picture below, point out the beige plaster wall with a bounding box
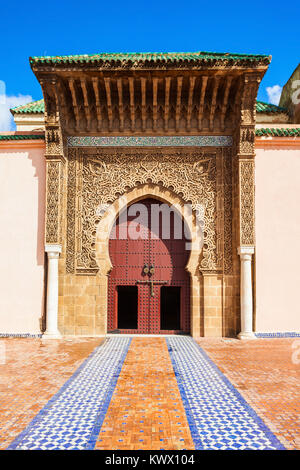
[255,146,300,332]
[0,146,45,334]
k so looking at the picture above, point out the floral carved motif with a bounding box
[240,160,255,245]
[66,148,233,274]
[45,161,60,243]
[66,149,77,272]
[223,149,233,273]
[239,127,255,155]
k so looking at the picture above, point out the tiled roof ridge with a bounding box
[256,100,287,114]
[29,50,271,65]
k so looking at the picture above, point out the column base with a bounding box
[42,331,62,340]
[238,331,256,340]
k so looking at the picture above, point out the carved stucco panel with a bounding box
[223,148,233,273]
[239,160,255,246]
[66,148,233,275]
[45,160,60,244]
[66,149,77,272]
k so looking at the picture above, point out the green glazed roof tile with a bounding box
[255,128,300,137]
[256,100,287,114]
[29,51,271,65]
[0,134,45,140]
[11,99,45,114]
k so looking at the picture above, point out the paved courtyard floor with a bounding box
[0,336,299,450]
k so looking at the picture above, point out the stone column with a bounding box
[43,244,62,339]
[238,246,255,339]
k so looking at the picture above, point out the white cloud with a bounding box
[0,94,33,131]
[266,85,282,106]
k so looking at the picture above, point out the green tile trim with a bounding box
[255,128,300,137]
[256,100,287,114]
[0,134,45,140]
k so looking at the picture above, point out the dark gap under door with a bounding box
[117,285,138,329]
[160,286,181,330]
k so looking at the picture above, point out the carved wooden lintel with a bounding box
[198,76,208,130]
[35,70,265,134]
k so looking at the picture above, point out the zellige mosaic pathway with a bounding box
[167,337,285,450]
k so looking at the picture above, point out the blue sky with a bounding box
[0,0,299,129]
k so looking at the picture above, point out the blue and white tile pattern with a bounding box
[8,337,131,450]
[167,337,285,450]
[255,332,300,338]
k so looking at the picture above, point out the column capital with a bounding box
[45,244,62,258]
[238,246,255,258]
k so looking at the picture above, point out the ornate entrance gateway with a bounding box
[108,199,190,334]
[30,51,271,338]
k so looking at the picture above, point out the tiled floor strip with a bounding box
[94,338,194,450]
[167,337,286,450]
[7,337,131,450]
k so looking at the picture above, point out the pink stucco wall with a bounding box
[0,146,45,334]
[255,145,300,332]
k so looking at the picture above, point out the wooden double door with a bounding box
[108,198,190,334]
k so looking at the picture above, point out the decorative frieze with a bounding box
[67,135,233,148]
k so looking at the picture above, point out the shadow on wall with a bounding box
[28,150,46,266]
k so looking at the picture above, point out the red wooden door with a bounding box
[108,198,190,334]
